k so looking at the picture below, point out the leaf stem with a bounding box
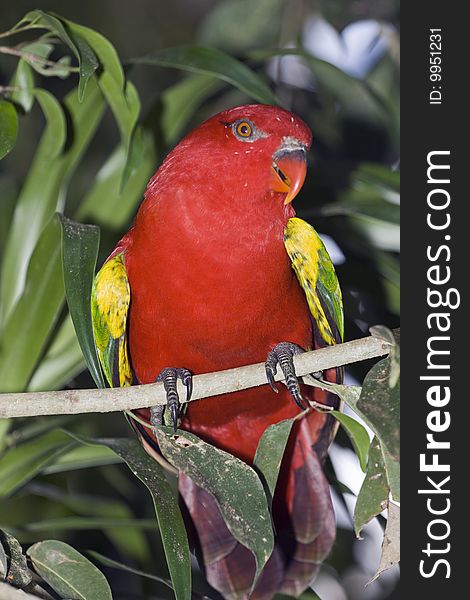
[0,25,43,39]
[0,45,79,72]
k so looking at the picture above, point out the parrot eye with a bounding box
[234,120,254,139]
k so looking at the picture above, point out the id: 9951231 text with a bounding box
[429,28,442,105]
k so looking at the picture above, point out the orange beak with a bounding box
[271,147,307,205]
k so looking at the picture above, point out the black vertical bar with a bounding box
[401,2,466,597]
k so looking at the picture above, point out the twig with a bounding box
[0,331,396,419]
[0,25,43,40]
[0,46,78,72]
[0,85,24,94]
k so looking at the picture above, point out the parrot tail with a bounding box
[178,374,340,600]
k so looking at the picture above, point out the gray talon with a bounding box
[154,367,193,432]
[265,361,279,394]
[180,368,193,403]
[169,403,179,432]
[265,342,307,410]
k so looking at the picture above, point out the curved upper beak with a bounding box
[270,140,307,205]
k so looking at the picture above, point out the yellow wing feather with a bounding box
[91,253,132,387]
[284,217,343,346]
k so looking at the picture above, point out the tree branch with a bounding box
[0,582,41,600]
[0,331,397,419]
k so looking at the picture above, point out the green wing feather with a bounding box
[91,252,132,387]
[284,217,344,345]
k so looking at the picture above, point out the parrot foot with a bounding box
[151,367,193,432]
[265,342,307,410]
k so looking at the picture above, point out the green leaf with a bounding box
[358,328,400,461]
[3,416,74,448]
[87,550,172,590]
[23,517,156,532]
[10,59,34,112]
[0,530,32,588]
[71,34,100,99]
[373,251,400,290]
[302,377,366,463]
[28,483,149,563]
[330,411,370,472]
[0,177,17,262]
[27,540,112,600]
[354,437,389,537]
[357,163,400,193]
[58,215,105,389]
[253,417,295,504]
[28,89,67,161]
[319,195,399,225]
[121,122,149,188]
[368,501,400,583]
[0,430,75,498]
[26,54,72,79]
[0,80,104,326]
[43,444,121,474]
[27,315,85,392]
[382,443,400,503]
[131,45,278,105]
[157,426,274,584]
[0,419,9,453]
[73,436,191,600]
[0,216,64,392]
[160,74,222,145]
[0,100,18,160]
[17,41,66,78]
[305,329,400,499]
[1,90,66,320]
[22,10,98,99]
[66,21,124,89]
[349,215,400,252]
[67,21,139,185]
[75,127,156,229]
[96,76,139,161]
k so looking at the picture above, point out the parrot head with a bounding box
[213,104,312,206]
[146,104,312,211]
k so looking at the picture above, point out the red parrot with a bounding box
[91,104,343,599]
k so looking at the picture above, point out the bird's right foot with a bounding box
[150,367,193,432]
[265,342,307,410]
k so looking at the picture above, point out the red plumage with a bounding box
[111,105,340,598]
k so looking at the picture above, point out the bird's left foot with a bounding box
[265,342,308,410]
[150,367,193,432]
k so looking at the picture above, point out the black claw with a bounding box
[287,381,308,411]
[170,403,179,433]
[265,342,307,410]
[153,367,193,431]
[180,368,193,403]
[265,362,279,394]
